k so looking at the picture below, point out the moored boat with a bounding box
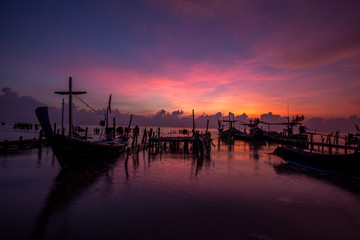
[274,146,360,178]
[35,77,127,168]
[219,126,249,140]
[218,117,264,141]
[36,107,126,169]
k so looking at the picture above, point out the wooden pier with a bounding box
[123,124,213,157]
[0,136,46,152]
[149,133,212,156]
[266,131,359,154]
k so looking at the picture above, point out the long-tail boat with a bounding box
[218,117,265,141]
[274,146,360,178]
[261,115,308,145]
[35,77,126,168]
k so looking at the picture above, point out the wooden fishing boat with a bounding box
[219,126,249,139]
[35,77,126,168]
[218,118,263,141]
[265,133,308,146]
[274,146,360,177]
[36,107,126,168]
[261,116,308,145]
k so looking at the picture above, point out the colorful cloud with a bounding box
[1,0,359,119]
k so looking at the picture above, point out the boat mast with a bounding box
[55,77,86,137]
[61,98,64,135]
[69,77,73,136]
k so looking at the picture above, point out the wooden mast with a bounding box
[55,77,86,137]
[61,98,64,135]
[69,77,73,136]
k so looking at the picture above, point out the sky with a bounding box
[1,0,360,120]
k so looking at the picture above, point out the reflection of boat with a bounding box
[274,146,360,178]
[32,160,117,239]
[35,77,126,168]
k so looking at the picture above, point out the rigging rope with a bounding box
[74,95,106,117]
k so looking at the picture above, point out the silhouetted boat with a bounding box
[261,115,308,145]
[35,77,126,168]
[274,146,360,178]
[219,126,249,139]
[218,118,263,141]
[36,107,126,168]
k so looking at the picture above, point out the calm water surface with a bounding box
[1,132,360,240]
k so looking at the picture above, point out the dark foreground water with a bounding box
[1,138,360,240]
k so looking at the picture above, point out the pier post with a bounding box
[3,140,8,151]
[206,119,209,134]
[18,136,23,149]
[38,130,43,147]
[69,77,73,137]
[141,128,147,144]
[61,98,64,135]
[113,118,116,139]
[184,140,189,153]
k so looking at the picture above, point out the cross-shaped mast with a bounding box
[55,77,86,137]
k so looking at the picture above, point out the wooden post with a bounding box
[69,77,73,137]
[141,128,147,144]
[61,98,64,135]
[3,140,8,151]
[18,136,23,149]
[125,147,130,179]
[206,119,209,134]
[85,127,88,139]
[127,115,133,137]
[131,132,136,149]
[113,117,116,139]
[148,128,153,149]
[38,130,43,147]
[192,109,195,135]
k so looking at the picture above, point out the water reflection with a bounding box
[2,139,360,239]
[218,138,269,162]
[32,158,118,239]
[191,153,211,176]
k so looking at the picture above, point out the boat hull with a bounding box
[48,135,126,168]
[274,146,360,177]
[35,106,126,169]
[219,128,263,141]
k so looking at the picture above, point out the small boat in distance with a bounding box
[35,77,126,169]
[218,117,264,141]
[274,146,360,179]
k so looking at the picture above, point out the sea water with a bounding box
[1,128,360,240]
